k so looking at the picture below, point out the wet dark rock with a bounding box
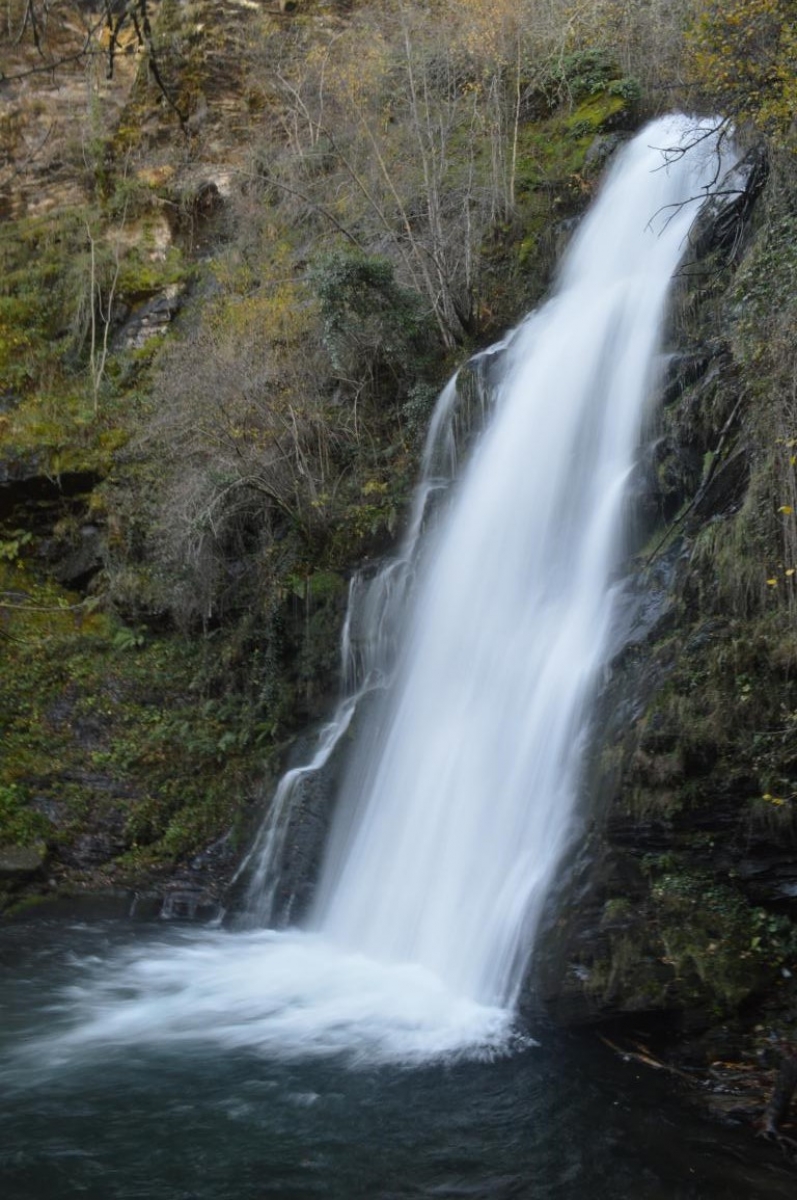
[264,763,341,926]
[191,831,237,875]
[764,1052,797,1134]
[160,884,220,922]
[0,467,102,524]
[660,350,712,407]
[156,835,239,922]
[532,144,778,1036]
[609,542,683,658]
[271,782,335,924]
[691,446,749,521]
[583,132,625,174]
[0,844,47,882]
[58,831,127,869]
[227,716,355,926]
[637,339,742,532]
[51,523,104,589]
[691,143,769,262]
[30,796,67,828]
[735,854,797,907]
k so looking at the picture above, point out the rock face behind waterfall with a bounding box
[530,142,797,1036]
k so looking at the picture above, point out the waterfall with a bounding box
[32,115,736,1068]
[237,363,501,926]
[258,115,732,1007]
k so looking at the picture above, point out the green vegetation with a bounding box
[1,3,796,1068]
[589,867,796,1016]
[0,566,267,879]
[0,784,51,846]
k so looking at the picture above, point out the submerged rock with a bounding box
[160,884,221,923]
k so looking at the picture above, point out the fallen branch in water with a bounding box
[597,1034,696,1081]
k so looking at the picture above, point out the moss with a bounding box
[565,92,627,136]
[628,611,797,828]
[601,896,634,925]
[0,565,269,874]
[0,892,50,919]
[582,868,795,1018]
[116,244,190,301]
[476,84,636,333]
[652,871,795,1010]
[306,570,345,602]
[0,785,52,846]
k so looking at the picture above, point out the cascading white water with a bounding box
[236,367,498,926]
[307,114,732,1006]
[20,116,737,1069]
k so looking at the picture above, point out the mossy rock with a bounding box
[578,871,790,1020]
[565,93,629,137]
[0,842,47,883]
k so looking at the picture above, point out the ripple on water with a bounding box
[1,920,795,1200]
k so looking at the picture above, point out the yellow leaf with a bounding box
[766,578,778,586]
[787,568,796,577]
[779,505,794,514]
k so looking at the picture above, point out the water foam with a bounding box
[25,929,519,1071]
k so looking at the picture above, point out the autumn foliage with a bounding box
[688,0,797,140]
